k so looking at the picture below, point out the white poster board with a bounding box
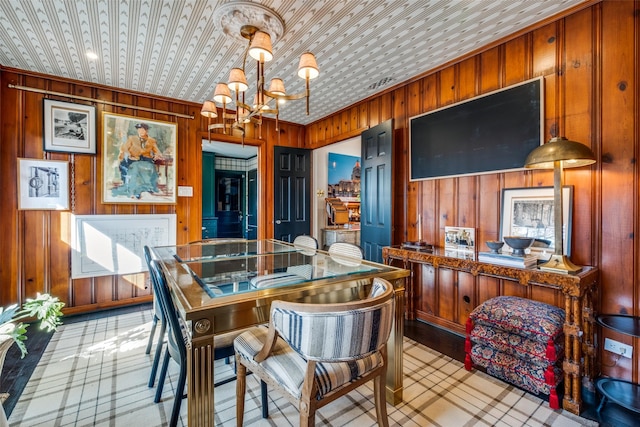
[71,214,176,279]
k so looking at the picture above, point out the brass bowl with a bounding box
[503,236,535,256]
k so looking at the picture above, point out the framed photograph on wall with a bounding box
[17,158,69,210]
[43,99,96,154]
[500,186,573,259]
[102,112,177,204]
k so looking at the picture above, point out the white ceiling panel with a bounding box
[0,0,586,125]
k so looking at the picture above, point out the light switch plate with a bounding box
[604,338,633,358]
[178,186,193,197]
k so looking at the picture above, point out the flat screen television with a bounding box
[409,77,543,181]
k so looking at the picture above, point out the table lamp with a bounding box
[524,136,596,273]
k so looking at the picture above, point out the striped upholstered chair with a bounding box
[234,277,395,427]
[293,235,318,254]
[328,242,362,261]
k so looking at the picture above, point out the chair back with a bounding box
[293,235,318,250]
[328,242,362,259]
[293,235,318,256]
[328,242,363,267]
[144,246,164,323]
[270,277,394,362]
[148,258,187,366]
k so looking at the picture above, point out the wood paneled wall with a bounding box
[306,1,639,383]
[0,68,304,315]
[1,0,638,385]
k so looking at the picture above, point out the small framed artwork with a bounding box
[43,99,96,154]
[102,112,177,204]
[444,226,475,252]
[500,186,573,259]
[17,158,69,210]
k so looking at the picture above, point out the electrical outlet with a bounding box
[604,338,633,358]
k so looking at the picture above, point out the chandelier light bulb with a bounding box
[200,100,218,118]
[228,68,248,92]
[298,52,319,79]
[213,83,232,104]
[268,78,286,96]
[248,30,273,62]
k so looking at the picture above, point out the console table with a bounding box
[382,245,598,415]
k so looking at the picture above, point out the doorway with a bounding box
[202,140,258,239]
[215,170,244,237]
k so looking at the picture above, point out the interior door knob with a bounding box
[275,220,281,224]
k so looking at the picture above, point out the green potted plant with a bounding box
[0,293,64,359]
[0,293,64,416]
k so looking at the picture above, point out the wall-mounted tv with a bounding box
[409,77,543,181]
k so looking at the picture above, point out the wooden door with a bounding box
[273,146,311,242]
[360,119,393,262]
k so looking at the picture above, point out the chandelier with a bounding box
[201,24,319,139]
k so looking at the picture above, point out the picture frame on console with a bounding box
[500,186,573,260]
[444,226,475,253]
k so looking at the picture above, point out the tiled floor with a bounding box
[6,308,600,427]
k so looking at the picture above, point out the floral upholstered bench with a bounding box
[464,296,565,409]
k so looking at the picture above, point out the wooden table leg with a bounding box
[386,278,405,405]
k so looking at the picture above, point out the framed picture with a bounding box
[102,112,177,204]
[327,152,361,225]
[500,186,573,259]
[444,226,475,252]
[43,99,96,154]
[17,158,69,210]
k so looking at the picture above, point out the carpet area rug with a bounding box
[8,309,598,426]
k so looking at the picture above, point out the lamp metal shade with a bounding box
[268,78,286,96]
[524,136,596,169]
[297,52,319,79]
[213,83,232,104]
[200,100,217,118]
[248,31,273,62]
[228,68,248,92]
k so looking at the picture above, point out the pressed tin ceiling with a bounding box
[0,0,586,125]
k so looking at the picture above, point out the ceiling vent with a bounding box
[368,77,394,91]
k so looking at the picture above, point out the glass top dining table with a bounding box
[151,239,402,316]
[150,239,409,427]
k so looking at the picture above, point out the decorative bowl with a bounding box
[503,236,535,256]
[485,240,504,254]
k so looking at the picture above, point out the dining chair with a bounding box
[145,246,268,426]
[249,236,318,288]
[143,246,166,388]
[234,277,395,427]
[146,257,187,427]
[292,235,318,252]
[328,241,363,260]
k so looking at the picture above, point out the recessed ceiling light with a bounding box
[86,51,98,60]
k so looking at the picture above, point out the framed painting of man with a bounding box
[102,113,177,204]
